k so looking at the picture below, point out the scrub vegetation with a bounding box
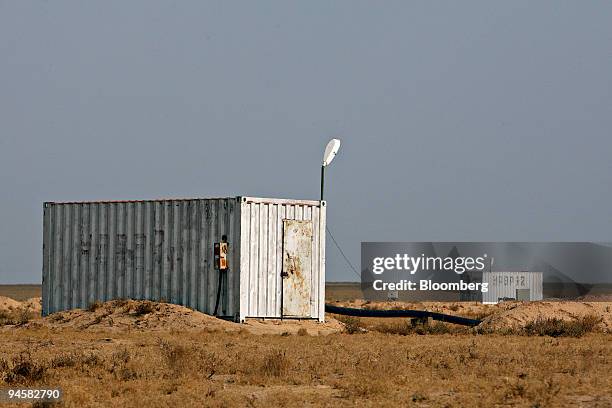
[0,285,610,407]
[0,308,34,326]
[0,327,610,407]
[522,315,602,338]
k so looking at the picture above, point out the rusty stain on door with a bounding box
[282,220,312,317]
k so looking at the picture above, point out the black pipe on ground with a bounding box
[325,304,481,327]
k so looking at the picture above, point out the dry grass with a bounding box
[87,300,103,312]
[372,320,456,335]
[523,315,602,337]
[334,315,471,336]
[337,316,363,334]
[325,283,363,302]
[0,286,610,406]
[132,301,156,316]
[2,351,47,385]
[0,326,610,407]
[260,349,289,377]
[476,314,604,338]
[0,285,41,301]
[0,307,35,326]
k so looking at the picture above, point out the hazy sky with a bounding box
[1,1,611,284]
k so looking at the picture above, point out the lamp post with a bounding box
[321,139,341,201]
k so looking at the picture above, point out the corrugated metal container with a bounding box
[482,271,543,303]
[42,196,326,322]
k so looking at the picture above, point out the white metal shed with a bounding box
[42,196,326,322]
[482,271,543,304]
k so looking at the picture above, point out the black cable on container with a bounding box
[214,269,225,316]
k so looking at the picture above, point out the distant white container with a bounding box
[482,271,543,304]
[42,196,326,322]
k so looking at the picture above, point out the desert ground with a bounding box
[0,285,40,301]
[0,284,610,407]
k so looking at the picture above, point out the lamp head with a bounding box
[322,138,341,166]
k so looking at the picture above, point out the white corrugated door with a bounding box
[281,220,312,317]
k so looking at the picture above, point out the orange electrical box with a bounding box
[214,242,228,270]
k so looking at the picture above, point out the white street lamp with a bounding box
[321,138,341,201]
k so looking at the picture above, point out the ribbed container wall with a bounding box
[239,198,326,321]
[482,272,543,303]
[42,198,241,317]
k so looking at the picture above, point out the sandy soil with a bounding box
[332,299,612,331]
[2,296,611,335]
[479,301,612,332]
[0,284,41,301]
[1,296,611,406]
[1,298,343,336]
[242,317,343,335]
[25,300,241,332]
[0,295,41,314]
[1,323,610,407]
[0,296,22,311]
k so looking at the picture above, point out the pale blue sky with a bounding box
[1,1,611,283]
